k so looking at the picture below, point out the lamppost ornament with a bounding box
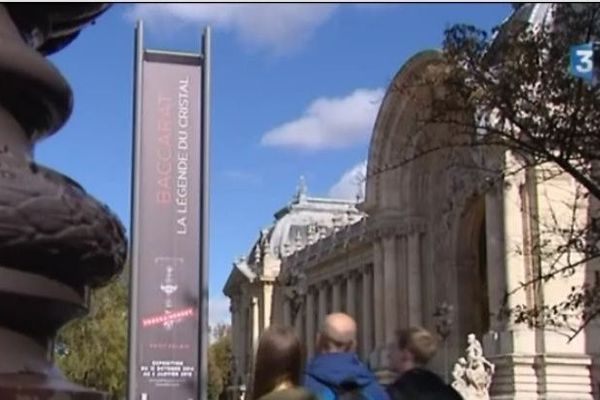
[0,4,127,398]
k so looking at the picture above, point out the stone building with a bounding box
[223,179,364,394]
[225,4,600,398]
[272,47,600,397]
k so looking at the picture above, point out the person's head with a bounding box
[316,313,357,354]
[252,325,304,400]
[392,327,439,374]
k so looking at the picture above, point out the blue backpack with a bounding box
[318,381,370,400]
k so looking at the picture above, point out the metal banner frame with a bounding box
[127,21,210,400]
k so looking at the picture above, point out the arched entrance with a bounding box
[456,196,490,341]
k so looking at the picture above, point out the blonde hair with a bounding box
[397,327,439,365]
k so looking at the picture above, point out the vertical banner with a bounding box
[129,21,210,400]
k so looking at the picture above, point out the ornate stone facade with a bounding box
[223,180,363,395]
[226,4,600,398]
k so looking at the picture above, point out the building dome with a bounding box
[492,3,598,50]
[246,177,363,268]
[224,178,364,293]
[486,3,553,58]
[508,3,554,27]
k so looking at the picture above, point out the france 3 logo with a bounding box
[570,42,600,84]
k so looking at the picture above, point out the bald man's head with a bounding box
[316,313,357,354]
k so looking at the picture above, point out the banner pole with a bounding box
[128,19,144,400]
[200,25,211,400]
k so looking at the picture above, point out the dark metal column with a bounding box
[0,4,127,399]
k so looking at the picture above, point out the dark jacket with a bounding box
[258,387,318,400]
[386,368,463,400]
[303,352,389,400]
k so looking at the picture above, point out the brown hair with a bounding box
[397,327,439,365]
[251,325,304,400]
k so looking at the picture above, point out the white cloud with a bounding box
[223,169,262,185]
[261,88,384,150]
[329,161,367,201]
[128,4,337,54]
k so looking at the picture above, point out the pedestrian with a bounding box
[387,327,462,400]
[252,325,317,400]
[304,313,389,400]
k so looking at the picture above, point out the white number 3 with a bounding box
[576,49,593,73]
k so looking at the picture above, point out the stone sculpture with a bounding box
[279,266,307,320]
[451,357,468,394]
[0,4,127,399]
[451,334,495,400]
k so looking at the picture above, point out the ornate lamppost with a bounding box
[0,4,126,398]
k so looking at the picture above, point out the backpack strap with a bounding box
[343,385,371,400]
[323,387,338,400]
[310,376,370,400]
[308,375,337,400]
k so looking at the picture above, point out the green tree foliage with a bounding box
[56,278,128,400]
[208,324,232,400]
[208,347,222,400]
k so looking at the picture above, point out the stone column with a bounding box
[258,285,266,336]
[305,288,316,358]
[407,233,422,326]
[263,282,273,328]
[481,162,539,399]
[346,271,356,318]
[318,282,327,325]
[500,173,529,327]
[252,296,260,356]
[361,265,373,359]
[382,236,398,345]
[237,302,244,379]
[240,303,248,380]
[249,297,261,394]
[373,241,385,348]
[230,300,238,374]
[283,299,292,327]
[294,305,303,341]
[485,182,507,332]
[332,278,342,312]
[232,298,244,385]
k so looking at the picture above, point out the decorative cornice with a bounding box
[283,218,370,269]
[367,213,426,239]
[280,213,427,273]
[307,253,371,286]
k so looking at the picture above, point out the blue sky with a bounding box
[37,3,511,326]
